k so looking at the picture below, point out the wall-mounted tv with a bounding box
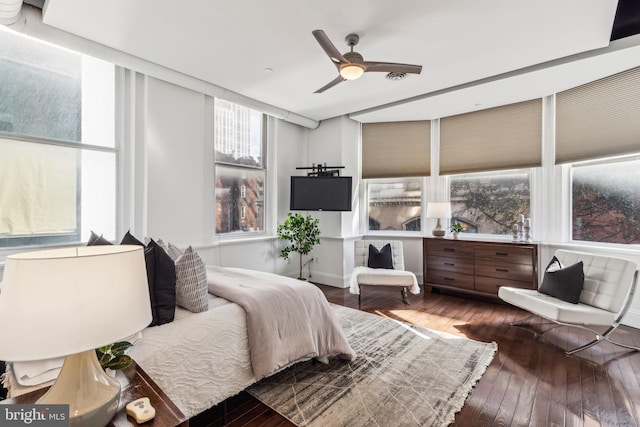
[290,176,352,211]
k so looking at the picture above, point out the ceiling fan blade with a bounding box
[363,62,423,74]
[312,30,347,66]
[314,75,346,94]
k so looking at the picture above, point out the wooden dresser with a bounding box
[423,237,538,298]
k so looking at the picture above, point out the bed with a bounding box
[2,266,356,419]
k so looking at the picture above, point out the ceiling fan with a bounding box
[312,29,423,93]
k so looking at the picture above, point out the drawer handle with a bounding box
[495,252,509,256]
[443,277,455,281]
[444,262,455,266]
[496,268,509,272]
[443,248,455,252]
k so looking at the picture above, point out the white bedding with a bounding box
[129,294,255,418]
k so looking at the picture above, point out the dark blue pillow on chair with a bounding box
[368,243,394,269]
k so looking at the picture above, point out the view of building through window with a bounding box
[450,170,530,235]
[214,99,265,234]
[0,29,115,248]
[572,157,640,244]
[368,179,422,231]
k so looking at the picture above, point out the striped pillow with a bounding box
[174,246,209,313]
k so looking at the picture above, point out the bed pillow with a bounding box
[166,242,184,261]
[87,231,113,246]
[121,231,176,326]
[368,243,394,269]
[538,256,584,304]
[174,246,209,313]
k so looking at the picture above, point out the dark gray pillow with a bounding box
[368,243,394,269]
[538,256,584,304]
[87,231,113,246]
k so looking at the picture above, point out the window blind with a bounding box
[439,99,542,175]
[361,120,430,179]
[556,66,640,164]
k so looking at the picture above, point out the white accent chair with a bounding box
[499,249,640,355]
[350,240,420,304]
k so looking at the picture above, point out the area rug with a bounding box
[247,304,497,427]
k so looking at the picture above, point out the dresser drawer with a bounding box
[474,244,534,265]
[426,255,474,275]
[474,259,533,282]
[427,270,474,290]
[474,276,535,295]
[426,239,474,259]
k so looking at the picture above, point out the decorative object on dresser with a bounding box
[423,237,538,298]
[499,249,640,355]
[277,212,321,280]
[350,240,421,304]
[426,202,452,237]
[0,245,152,427]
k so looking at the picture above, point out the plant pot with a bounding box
[452,232,459,239]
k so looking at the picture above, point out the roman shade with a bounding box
[0,137,78,235]
[439,99,542,175]
[362,121,430,179]
[556,66,640,164]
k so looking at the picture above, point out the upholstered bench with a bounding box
[499,249,640,354]
[350,240,420,304]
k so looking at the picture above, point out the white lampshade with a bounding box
[0,245,151,361]
[340,63,365,80]
[426,202,452,219]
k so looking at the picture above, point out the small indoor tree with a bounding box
[277,212,321,279]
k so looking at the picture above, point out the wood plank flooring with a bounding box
[191,285,640,427]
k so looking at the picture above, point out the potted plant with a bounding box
[277,212,321,280]
[96,341,133,373]
[449,222,464,238]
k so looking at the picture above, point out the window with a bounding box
[367,178,422,231]
[0,29,116,248]
[214,99,265,234]
[571,157,640,244]
[449,170,530,235]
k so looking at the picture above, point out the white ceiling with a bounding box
[41,0,640,123]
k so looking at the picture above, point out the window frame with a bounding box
[213,101,268,238]
[568,154,640,247]
[446,168,533,238]
[0,31,118,251]
[364,177,426,235]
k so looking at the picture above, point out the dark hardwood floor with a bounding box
[192,284,640,427]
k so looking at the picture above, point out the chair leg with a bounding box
[565,321,640,355]
[401,287,409,304]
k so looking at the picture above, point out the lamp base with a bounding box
[37,350,121,427]
[432,229,446,237]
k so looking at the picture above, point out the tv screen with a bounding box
[290,176,352,211]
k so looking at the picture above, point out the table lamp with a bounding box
[0,245,152,427]
[426,202,452,237]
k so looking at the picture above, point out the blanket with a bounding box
[206,266,356,380]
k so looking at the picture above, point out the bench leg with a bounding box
[401,287,409,304]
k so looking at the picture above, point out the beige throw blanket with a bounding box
[206,266,356,380]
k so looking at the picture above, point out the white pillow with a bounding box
[174,246,209,313]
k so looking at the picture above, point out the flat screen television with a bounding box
[290,176,352,211]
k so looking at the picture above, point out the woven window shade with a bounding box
[362,120,430,179]
[439,99,542,175]
[556,67,640,164]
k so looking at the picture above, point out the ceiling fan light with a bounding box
[340,63,364,80]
